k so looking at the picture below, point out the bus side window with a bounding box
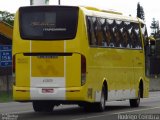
[86,16,97,46]
[135,23,142,49]
[107,19,115,47]
[141,24,148,46]
[93,17,99,46]
[122,29,130,48]
[95,18,105,47]
[121,21,131,48]
[131,23,142,49]
[114,20,124,48]
[86,16,92,45]
[114,27,122,47]
[100,18,107,47]
[97,18,105,47]
[104,19,112,47]
[130,28,136,48]
[112,20,126,48]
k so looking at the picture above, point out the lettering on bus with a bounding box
[43,78,54,83]
[37,56,58,59]
[17,58,28,64]
[43,28,67,32]
[31,22,56,27]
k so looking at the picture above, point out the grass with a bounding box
[0,91,13,103]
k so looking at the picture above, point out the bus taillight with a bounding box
[12,55,15,74]
[81,55,86,86]
[12,55,16,85]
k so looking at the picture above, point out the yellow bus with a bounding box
[13,5,150,112]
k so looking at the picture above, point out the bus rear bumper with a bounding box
[13,86,88,102]
[13,86,30,101]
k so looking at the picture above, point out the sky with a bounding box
[0,0,159,34]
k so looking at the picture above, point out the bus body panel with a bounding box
[88,48,136,101]
[13,7,84,101]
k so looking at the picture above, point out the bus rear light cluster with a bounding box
[12,55,15,74]
[81,55,86,86]
[12,55,16,85]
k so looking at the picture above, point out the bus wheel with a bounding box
[32,101,54,112]
[94,85,106,112]
[129,89,140,107]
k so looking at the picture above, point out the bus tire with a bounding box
[129,89,140,107]
[94,85,106,112]
[32,101,54,112]
[83,85,106,112]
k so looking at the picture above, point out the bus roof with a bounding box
[80,6,145,24]
[17,5,145,25]
[84,6,123,15]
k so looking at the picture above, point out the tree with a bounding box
[150,18,159,37]
[0,11,15,26]
[137,2,145,20]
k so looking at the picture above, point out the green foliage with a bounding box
[150,18,160,37]
[0,10,15,26]
[0,91,12,103]
[137,2,145,20]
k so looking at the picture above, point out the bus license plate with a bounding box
[42,88,54,93]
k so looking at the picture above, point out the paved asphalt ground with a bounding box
[0,91,160,120]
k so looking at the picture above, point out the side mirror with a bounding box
[145,37,156,56]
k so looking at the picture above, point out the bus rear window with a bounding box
[19,6,79,40]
